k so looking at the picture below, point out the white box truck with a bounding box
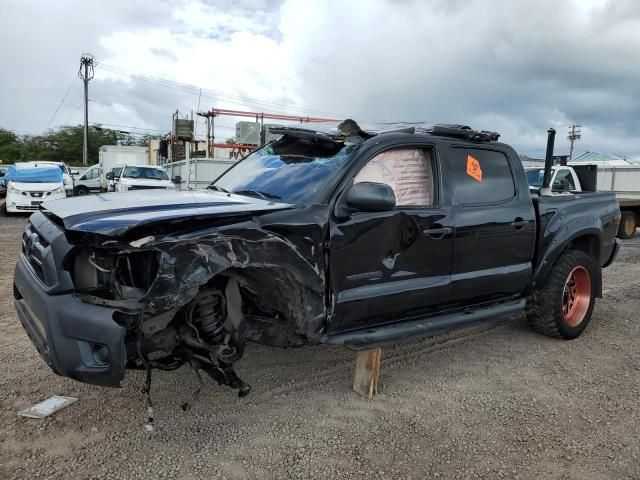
[98,145,149,191]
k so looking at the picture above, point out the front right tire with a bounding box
[526,249,596,339]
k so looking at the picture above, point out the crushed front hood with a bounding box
[42,189,292,237]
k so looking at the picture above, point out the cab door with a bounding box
[447,146,536,305]
[328,146,454,333]
[89,168,103,191]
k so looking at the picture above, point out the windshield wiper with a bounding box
[233,189,281,200]
[208,184,230,193]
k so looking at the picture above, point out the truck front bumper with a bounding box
[13,255,126,387]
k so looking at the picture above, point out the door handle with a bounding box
[511,218,529,230]
[423,226,452,239]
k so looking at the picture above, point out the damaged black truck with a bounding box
[14,123,621,396]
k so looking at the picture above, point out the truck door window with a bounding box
[552,169,576,191]
[452,148,515,205]
[354,149,434,206]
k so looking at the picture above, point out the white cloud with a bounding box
[1,0,640,157]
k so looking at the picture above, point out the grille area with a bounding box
[128,185,169,190]
[21,191,52,198]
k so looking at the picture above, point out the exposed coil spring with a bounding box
[190,289,226,346]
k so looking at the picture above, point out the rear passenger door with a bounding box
[448,146,536,305]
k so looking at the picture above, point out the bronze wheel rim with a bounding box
[624,216,636,236]
[562,266,591,327]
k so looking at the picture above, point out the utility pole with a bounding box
[78,54,95,166]
[567,124,581,162]
[196,110,214,158]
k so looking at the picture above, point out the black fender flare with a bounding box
[532,224,603,298]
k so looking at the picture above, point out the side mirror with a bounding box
[346,182,396,212]
[172,175,182,184]
[106,172,114,180]
[70,169,80,176]
[0,171,4,177]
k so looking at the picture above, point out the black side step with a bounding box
[325,299,525,350]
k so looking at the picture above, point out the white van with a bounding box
[4,165,66,214]
[73,164,103,195]
[19,161,75,196]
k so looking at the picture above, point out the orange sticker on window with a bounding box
[466,154,483,182]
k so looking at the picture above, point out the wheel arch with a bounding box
[533,229,603,298]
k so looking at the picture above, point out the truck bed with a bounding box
[532,191,619,274]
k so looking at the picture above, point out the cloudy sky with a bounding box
[1,0,639,158]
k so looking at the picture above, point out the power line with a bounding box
[46,76,78,128]
[94,62,354,119]
[64,104,83,124]
[88,100,237,133]
[89,99,171,118]
[93,122,166,132]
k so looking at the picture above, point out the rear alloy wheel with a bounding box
[562,266,591,327]
[618,211,637,239]
[526,249,596,339]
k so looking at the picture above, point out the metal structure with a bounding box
[568,124,582,161]
[78,54,95,166]
[199,108,340,159]
[162,109,341,189]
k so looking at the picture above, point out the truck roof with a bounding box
[269,120,501,144]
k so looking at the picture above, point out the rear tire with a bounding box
[617,211,637,239]
[526,249,596,339]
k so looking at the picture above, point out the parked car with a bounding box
[0,166,8,197]
[107,164,175,192]
[18,161,75,196]
[4,165,65,214]
[13,122,620,398]
[73,164,103,195]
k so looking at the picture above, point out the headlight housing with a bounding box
[8,184,17,194]
[52,186,65,195]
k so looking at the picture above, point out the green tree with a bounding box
[117,133,160,147]
[0,128,25,164]
[0,126,160,166]
[24,125,120,165]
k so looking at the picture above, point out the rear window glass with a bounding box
[451,148,515,205]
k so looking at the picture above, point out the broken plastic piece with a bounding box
[18,395,78,418]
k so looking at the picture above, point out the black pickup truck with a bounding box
[13,123,621,396]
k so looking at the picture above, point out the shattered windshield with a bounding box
[210,137,359,204]
[526,168,545,187]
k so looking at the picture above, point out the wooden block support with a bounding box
[353,348,381,398]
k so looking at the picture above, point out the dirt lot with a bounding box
[0,212,639,480]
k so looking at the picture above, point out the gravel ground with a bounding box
[0,210,639,480]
